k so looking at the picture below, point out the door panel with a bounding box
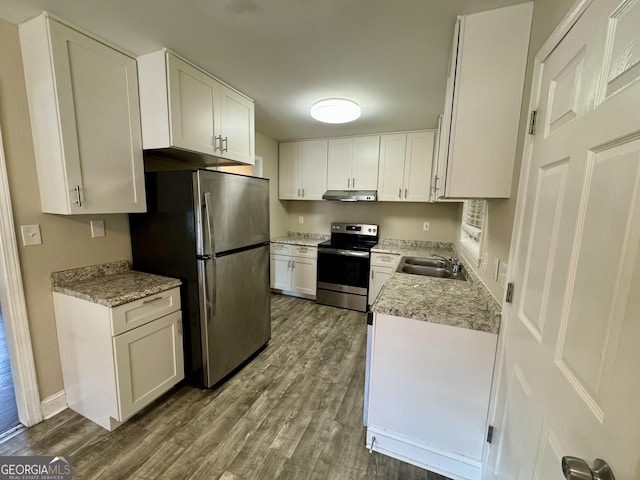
[491,1,640,478]
[219,85,255,164]
[327,137,353,190]
[352,136,380,190]
[167,54,217,155]
[198,170,269,253]
[206,245,270,386]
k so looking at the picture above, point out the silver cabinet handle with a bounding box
[562,457,615,480]
[143,296,163,304]
[353,177,355,188]
[215,135,223,151]
[398,188,402,199]
[74,185,82,207]
[298,188,301,197]
[348,178,350,188]
[291,260,295,269]
[302,188,305,197]
[404,188,408,198]
[371,270,375,279]
[222,136,228,152]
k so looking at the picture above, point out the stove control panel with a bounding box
[330,223,378,237]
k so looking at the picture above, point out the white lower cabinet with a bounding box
[270,243,317,298]
[366,312,497,480]
[368,253,400,306]
[53,287,184,430]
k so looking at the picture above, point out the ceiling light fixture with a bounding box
[310,98,361,124]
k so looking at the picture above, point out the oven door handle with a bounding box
[318,247,370,258]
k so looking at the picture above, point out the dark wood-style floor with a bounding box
[0,295,449,479]
[0,309,20,437]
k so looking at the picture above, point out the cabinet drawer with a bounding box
[293,245,317,259]
[371,253,400,268]
[110,287,181,336]
[270,243,293,255]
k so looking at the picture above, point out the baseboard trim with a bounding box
[40,391,67,419]
[366,427,482,480]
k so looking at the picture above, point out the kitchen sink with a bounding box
[403,257,447,268]
[398,257,467,281]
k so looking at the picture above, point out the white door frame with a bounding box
[484,0,594,475]
[0,125,43,427]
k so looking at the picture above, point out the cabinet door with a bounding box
[352,136,380,190]
[377,134,407,201]
[368,266,392,306]
[300,140,328,200]
[113,311,184,421]
[48,20,145,214]
[167,53,218,156]
[327,138,353,190]
[270,254,292,291]
[291,257,317,296]
[403,131,434,202]
[219,85,255,165]
[279,142,302,199]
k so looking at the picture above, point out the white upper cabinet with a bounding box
[278,140,327,200]
[378,131,435,202]
[19,13,146,214]
[327,136,380,190]
[435,3,533,199]
[138,49,255,165]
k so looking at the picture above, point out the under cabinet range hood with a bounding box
[322,190,377,202]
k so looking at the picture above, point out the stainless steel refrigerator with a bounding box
[130,169,271,388]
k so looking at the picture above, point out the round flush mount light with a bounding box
[310,98,361,124]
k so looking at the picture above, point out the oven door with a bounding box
[317,248,370,295]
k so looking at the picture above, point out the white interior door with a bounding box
[489,1,640,479]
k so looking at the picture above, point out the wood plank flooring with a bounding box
[0,309,20,436]
[0,294,450,480]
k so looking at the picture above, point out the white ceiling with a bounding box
[0,0,530,141]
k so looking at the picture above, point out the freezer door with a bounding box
[197,170,269,254]
[203,244,271,386]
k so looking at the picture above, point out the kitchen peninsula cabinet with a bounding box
[138,49,255,165]
[434,3,532,199]
[377,131,435,202]
[51,264,183,431]
[19,13,146,214]
[270,243,317,298]
[327,136,380,191]
[367,312,497,480]
[278,140,328,200]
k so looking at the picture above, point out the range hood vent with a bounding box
[322,190,377,202]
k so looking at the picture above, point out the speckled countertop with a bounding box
[51,260,181,307]
[271,231,330,247]
[370,240,501,335]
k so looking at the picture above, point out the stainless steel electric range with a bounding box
[316,222,379,312]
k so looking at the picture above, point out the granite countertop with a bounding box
[370,240,501,334]
[51,260,181,308]
[271,231,330,247]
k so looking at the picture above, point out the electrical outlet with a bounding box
[423,222,430,231]
[493,257,500,282]
[21,225,42,246]
[482,253,489,273]
[91,220,106,238]
[298,216,304,224]
[499,262,508,287]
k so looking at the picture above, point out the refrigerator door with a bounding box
[202,244,271,386]
[196,170,269,254]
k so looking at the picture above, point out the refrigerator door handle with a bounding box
[203,192,216,257]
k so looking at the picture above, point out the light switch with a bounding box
[91,220,105,238]
[21,225,42,246]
